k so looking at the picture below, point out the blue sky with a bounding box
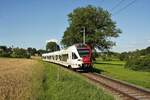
[0,0,150,52]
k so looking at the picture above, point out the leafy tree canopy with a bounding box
[61,5,121,50]
[11,48,30,58]
[46,42,60,52]
[27,47,37,56]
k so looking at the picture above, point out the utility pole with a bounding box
[83,27,85,44]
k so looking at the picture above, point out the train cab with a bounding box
[75,44,92,69]
[67,43,92,70]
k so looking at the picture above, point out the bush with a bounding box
[125,55,150,72]
[11,48,30,58]
[0,51,11,57]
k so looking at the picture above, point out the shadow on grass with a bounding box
[78,67,105,74]
[92,67,105,74]
[94,62,124,66]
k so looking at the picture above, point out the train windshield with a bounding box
[77,49,90,57]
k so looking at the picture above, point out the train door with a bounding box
[71,52,78,68]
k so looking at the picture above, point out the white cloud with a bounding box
[147,39,150,43]
[46,39,58,43]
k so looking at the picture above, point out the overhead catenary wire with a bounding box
[113,0,137,15]
[110,0,126,12]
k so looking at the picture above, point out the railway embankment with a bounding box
[39,61,115,100]
[94,60,150,89]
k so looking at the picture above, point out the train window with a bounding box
[62,54,68,61]
[77,49,89,57]
[59,55,61,60]
[56,55,58,60]
[72,52,78,59]
[56,55,59,60]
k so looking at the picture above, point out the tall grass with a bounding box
[39,61,114,100]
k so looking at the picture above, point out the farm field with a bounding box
[0,58,114,100]
[94,60,150,89]
[0,58,44,100]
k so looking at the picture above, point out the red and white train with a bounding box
[42,43,93,71]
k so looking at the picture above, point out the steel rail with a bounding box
[81,72,150,100]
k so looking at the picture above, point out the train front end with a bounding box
[76,44,92,70]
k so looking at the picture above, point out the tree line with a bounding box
[122,47,150,72]
[0,46,47,58]
[97,47,150,72]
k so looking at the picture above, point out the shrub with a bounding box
[125,55,150,72]
[11,48,30,58]
[0,51,11,57]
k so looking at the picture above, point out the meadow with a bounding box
[0,58,114,100]
[94,59,150,89]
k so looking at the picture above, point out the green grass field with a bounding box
[37,61,114,100]
[0,58,114,100]
[94,59,150,89]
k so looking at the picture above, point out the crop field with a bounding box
[94,60,150,89]
[0,58,114,100]
[0,58,44,100]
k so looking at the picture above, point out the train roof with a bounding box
[42,43,89,56]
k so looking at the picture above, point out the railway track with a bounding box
[48,62,150,100]
[81,72,150,100]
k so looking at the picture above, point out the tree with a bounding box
[27,47,37,56]
[119,52,129,61]
[61,5,121,50]
[0,46,7,51]
[0,46,12,57]
[46,42,60,52]
[125,55,150,72]
[37,49,47,56]
[11,48,30,58]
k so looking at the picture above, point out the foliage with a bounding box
[0,46,12,57]
[46,42,60,52]
[94,60,150,89]
[61,5,121,50]
[37,49,48,56]
[97,51,120,61]
[0,46,7,51]
[91,49,98,61]
[27,47,37,56]
[0,45,47,58]
[11,48,30,58]
[119,46,150,61]
[125,55,150,72]
[0,51,11,57]
[119,52,129,61]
